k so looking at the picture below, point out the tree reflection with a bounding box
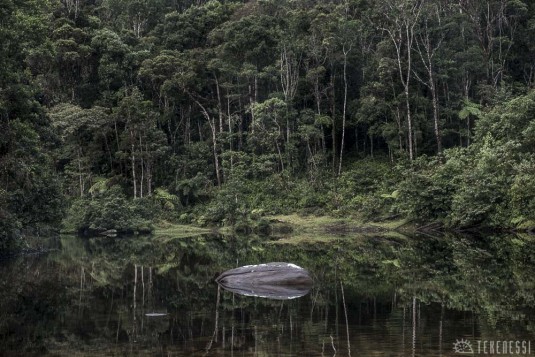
[0,232,534,355]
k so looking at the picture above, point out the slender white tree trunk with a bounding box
[130,129,137,198]
[338,45,351,176]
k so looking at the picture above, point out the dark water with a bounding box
[1,232,535,356]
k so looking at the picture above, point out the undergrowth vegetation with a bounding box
[62,87,535,233]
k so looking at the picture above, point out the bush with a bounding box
[332,159,397,218]
[508,157,535,227]
[396,150,466,221]
[0,210,23,253]
[203,181,244,225]
[447,139,514,228]
[65,186,153,235]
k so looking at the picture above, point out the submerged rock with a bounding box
[99,229,117,237]
[145,312,168,317]
[216,262,313,300]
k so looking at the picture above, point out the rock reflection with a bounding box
[216,262,313,300]
[218,281,312,300]
[2,233,535,355]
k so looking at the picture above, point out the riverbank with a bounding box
[152,221,214,241]
[148,214,413,244]
[267,214,409,233]
[263,214,411,244]
[59,210,535,243]
[153,212,535,242]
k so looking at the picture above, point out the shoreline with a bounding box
[57,213,535,241]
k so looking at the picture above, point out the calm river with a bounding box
[1,232,534,356]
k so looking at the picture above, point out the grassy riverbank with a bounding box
[152,221,213,241]
[264,214,410,244]
[152,214,412,243]
[267,214,408,232]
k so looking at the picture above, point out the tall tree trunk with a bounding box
[414,14,444,155]
[338,46,351,176]
[430,78,442,154]
[130,129,137,198]
[275,140,285,172]
[139,135,144,198]
[114,120,122,175]
[186,106,191,145]
[314,77,327,155]
[214,73,224,134]
[77,146,84,198]
[146,162,152,196]
[463,74,471,147]
[193,98,222,186]
[214,74,225,182]
[227,91,233,171]
[280,45,301,161]
[249,82,255,135]
[382,0,422,161]
[404,20,415,161]
[210,119,221,186]
[404,87,414,161]
[330,69,336,173]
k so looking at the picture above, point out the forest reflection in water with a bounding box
[1,232,535,356]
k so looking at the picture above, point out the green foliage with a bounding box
[458,99,482,120]
[448,141,513,228]
[0,0,65,252]
[154,187,181,211]
[396,91,535,228]
[65,186,153,235]
[2,0,535,242]
[203,175,249,225]
[0,190,22,252]
[509,157,535,227]
[332,159,398,219]
[397,151,466,221]
[175,173,210,206]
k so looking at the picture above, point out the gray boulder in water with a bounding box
[215,262,313,300]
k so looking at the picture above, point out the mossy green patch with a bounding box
[267,214,409,233]
[152,221,213,241]
[370,218,411,230]
[265,214,410,244]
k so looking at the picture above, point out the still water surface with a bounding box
[1,232,534,356]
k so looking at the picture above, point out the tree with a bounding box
[0,0,64,250]
[115,88,168,198]
[335,2,359,176]
[50,104,110,197]
[460,0,528,90]
[412,0,454,155]
[376,0,423,161]
[250,98,288,172]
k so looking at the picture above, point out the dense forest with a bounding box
[1,0,535,250]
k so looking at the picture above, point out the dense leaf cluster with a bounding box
[1,0,535,242]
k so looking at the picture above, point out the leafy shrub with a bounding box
[396,150,466,221]
[447,139,514,228]
[332,159,397,217]
[508,157,535,227]
[0,209,22,253]
[203,177,246,225]
[175,173,211,206]
[65,185,153,235]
